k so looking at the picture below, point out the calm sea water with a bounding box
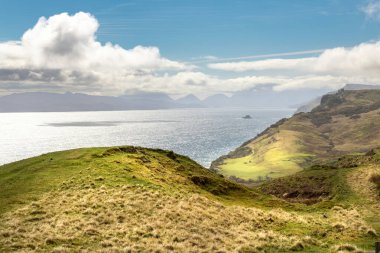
[0,108,293,167]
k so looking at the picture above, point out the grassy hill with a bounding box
[1,89,380,252]
[211,89,380,181]
[0,146,379,252]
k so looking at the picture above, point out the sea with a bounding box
[0,108,294,167]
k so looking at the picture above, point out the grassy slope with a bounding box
[0,147,379,252]
[213,113,329,180]
[259,152,380,250]
[218,129,314,180]
[212,90,380,181]
[0,146,257,216]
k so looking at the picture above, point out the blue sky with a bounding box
[1,0,380,96]
[1,0,379,61]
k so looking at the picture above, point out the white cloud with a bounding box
[1,11,379,96]
[123,72,357,96]
[208,41,380,79]
[205,40,380,91]
[0,12,190,94]
[192,49,325,64]
[361,1,380,21]
[190,55,218,61]
[208,58,316,72]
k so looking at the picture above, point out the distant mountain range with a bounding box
[0,84,378,112]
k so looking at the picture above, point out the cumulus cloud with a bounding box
[0,12,190,94]
[1,11,379,95]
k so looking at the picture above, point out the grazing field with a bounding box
[218,130,311,180]
[0,147,379,252]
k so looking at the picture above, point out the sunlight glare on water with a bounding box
[0,108,293,167]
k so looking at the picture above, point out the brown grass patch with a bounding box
[0,183,375,252]
[347,165,380,201]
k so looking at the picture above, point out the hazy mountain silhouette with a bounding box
[0,91,179,112]
[229,85,330,108]
[202,85,331,108]
[1,84,377,112]
[176,94,203,108]
[119,91,177,109]
[0,92,124,112]
[202,94,230,107]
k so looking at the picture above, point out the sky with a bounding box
[1,0,380,97]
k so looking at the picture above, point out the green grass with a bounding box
[219,151,308,180]
[0,146,379,252]
[219,129,313,180]
[0,149,96,215]
[374,149,380,159]
[215,90,380,182]
[0,146,257,216]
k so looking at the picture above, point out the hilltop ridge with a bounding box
[1,146,379,252]
[1,89,380,252]
[295,84,380,113]
[211,89,380,181]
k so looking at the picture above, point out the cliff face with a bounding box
[211,89,380,181]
